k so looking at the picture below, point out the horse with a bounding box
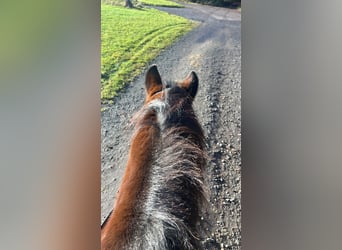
[101,65,207,250]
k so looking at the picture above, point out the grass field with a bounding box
[139,0,183,7]
[101,5,194,100]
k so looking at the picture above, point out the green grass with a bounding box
[101,5,195,100]
[139,0,184,8]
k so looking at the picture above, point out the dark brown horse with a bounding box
[101,65,207,250]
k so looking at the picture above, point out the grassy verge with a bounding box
[101,5,194,100]
[139,0,184,7]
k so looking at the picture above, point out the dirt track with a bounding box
[101,3,241,249]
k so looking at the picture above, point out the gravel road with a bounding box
[101,3,241,249]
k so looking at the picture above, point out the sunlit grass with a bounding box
[101,5,195,100]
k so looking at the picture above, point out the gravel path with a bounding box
[101,3,241,249]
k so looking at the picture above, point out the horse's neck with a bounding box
[101,123,158,248]
[115,124,157,212]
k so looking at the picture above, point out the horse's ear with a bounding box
[145,65,163,97]
[180,71,198,99]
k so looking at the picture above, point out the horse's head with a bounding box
[141,64,203,148]
[144,64,198,105]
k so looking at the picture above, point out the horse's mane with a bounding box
[125,85,208,250]
[101,67,207,250]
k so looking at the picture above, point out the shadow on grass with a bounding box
[142,4,184,8]
[130,6,147,10]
